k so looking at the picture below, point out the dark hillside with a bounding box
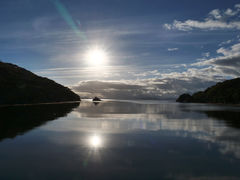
[177,78,240,104]
[0,61,80,105]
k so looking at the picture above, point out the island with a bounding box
[176,78,240,104]
[0,61,80,105]
[92,97,101,101]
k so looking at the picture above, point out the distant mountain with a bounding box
[176,78,240,104]
[0,61,80,105]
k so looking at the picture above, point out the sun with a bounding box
[85,48,107,66]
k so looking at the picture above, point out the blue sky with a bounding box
[1,0,240,98]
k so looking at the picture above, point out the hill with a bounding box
[0,61,80,105]
[176,78,240,104]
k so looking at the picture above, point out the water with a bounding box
[0,100,240,180]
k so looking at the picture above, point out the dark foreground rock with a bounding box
[0,61,80,105]
[177,78,240,104]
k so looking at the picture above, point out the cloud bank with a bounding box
[72,78,216,99]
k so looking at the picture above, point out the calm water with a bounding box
[0,100,240,180]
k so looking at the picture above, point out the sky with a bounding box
[1,0,240,99]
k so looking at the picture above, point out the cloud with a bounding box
[164,4,240,31]
[236,4,240,9]
[202,52,210,57]
[195,55,240,77]
[167,48,179,51]
[219,39,232,46]
[217,43,240,56]
[225,8,238,16]
[164,19,240,31]
[72,77,216,99]
[209,9,222,19]
[193,42,240,77]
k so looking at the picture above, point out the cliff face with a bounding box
[176,78,240,104]
[0,61,80,105]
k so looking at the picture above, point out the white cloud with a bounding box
[164,4,240,31]
[202,52,210,57]
[217,42,240,56]
[224,8,238,16]
[209,9,222,19]
[165,19,240,31]
[163,23,172,30]
[235,4,240,9]
[219,39,232,46]
[167,48,179,51]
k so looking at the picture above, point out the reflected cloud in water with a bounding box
[42,100,240,159]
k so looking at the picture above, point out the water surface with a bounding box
[0,100,240,180]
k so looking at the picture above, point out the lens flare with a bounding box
[53,0,87,40]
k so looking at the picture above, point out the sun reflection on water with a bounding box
[89,134,103,148]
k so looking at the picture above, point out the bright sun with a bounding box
[86,48,107,66]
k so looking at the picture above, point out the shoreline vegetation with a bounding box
[177,78,240,104]
[0,61,80,105]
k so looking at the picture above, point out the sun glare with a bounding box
[86,48,107,66]
[89,135,102,148]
